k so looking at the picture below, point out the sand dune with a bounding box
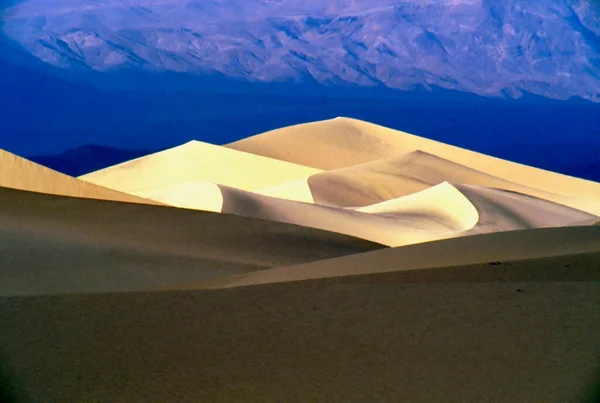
[124,161,594,248]
[456,184,596,234]
[131,176,594,250]
[0,148,158,204]
[229,117,600,215]
[179,225,600,289]
[253,149,600,216]
[132,180,478,247]
[1,275,598,402]
[308,150,589,208]
[227,117,415,169]
[0,186,382,296]
[80,140,322,194]
[133,181,224,212]
[2,117,600,402]
[220,181,479,246]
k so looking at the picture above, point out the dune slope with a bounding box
[80,140,322,194]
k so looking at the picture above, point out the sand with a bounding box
[0,281,598,402]
[80,140,322,194]
[1,117,600,402]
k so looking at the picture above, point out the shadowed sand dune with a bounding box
[0,149,159,205]
[0,278,598,402]
[80,140,322,193]
[175,225,600,289]
[0,186,383,296]
[229,117,600,215]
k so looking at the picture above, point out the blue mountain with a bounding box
[2,0,599,101]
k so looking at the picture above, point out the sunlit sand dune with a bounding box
[131,180,478,247]
[0,148,158,204]
[304,150,597,213]
[255,178,315,203]
[134,181,224,212]
[80,140,322,194]
[228,117,600,215]
[133,174,593,247]
[0,186,382,296]
[219,181,478,246]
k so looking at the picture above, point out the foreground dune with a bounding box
[0,186,382,296]
[80,140,322,194]
[229,117,600,215]
[1,273,598,402]
[0,148,158,204]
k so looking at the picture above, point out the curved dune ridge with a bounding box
[2,118,600,402]
[79,140,322,193]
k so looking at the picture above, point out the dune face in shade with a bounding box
[0,186,384,296]
[1,117,600,403]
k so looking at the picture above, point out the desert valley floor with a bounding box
[1,117,599,402]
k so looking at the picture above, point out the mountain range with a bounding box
[2,0,600,101]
